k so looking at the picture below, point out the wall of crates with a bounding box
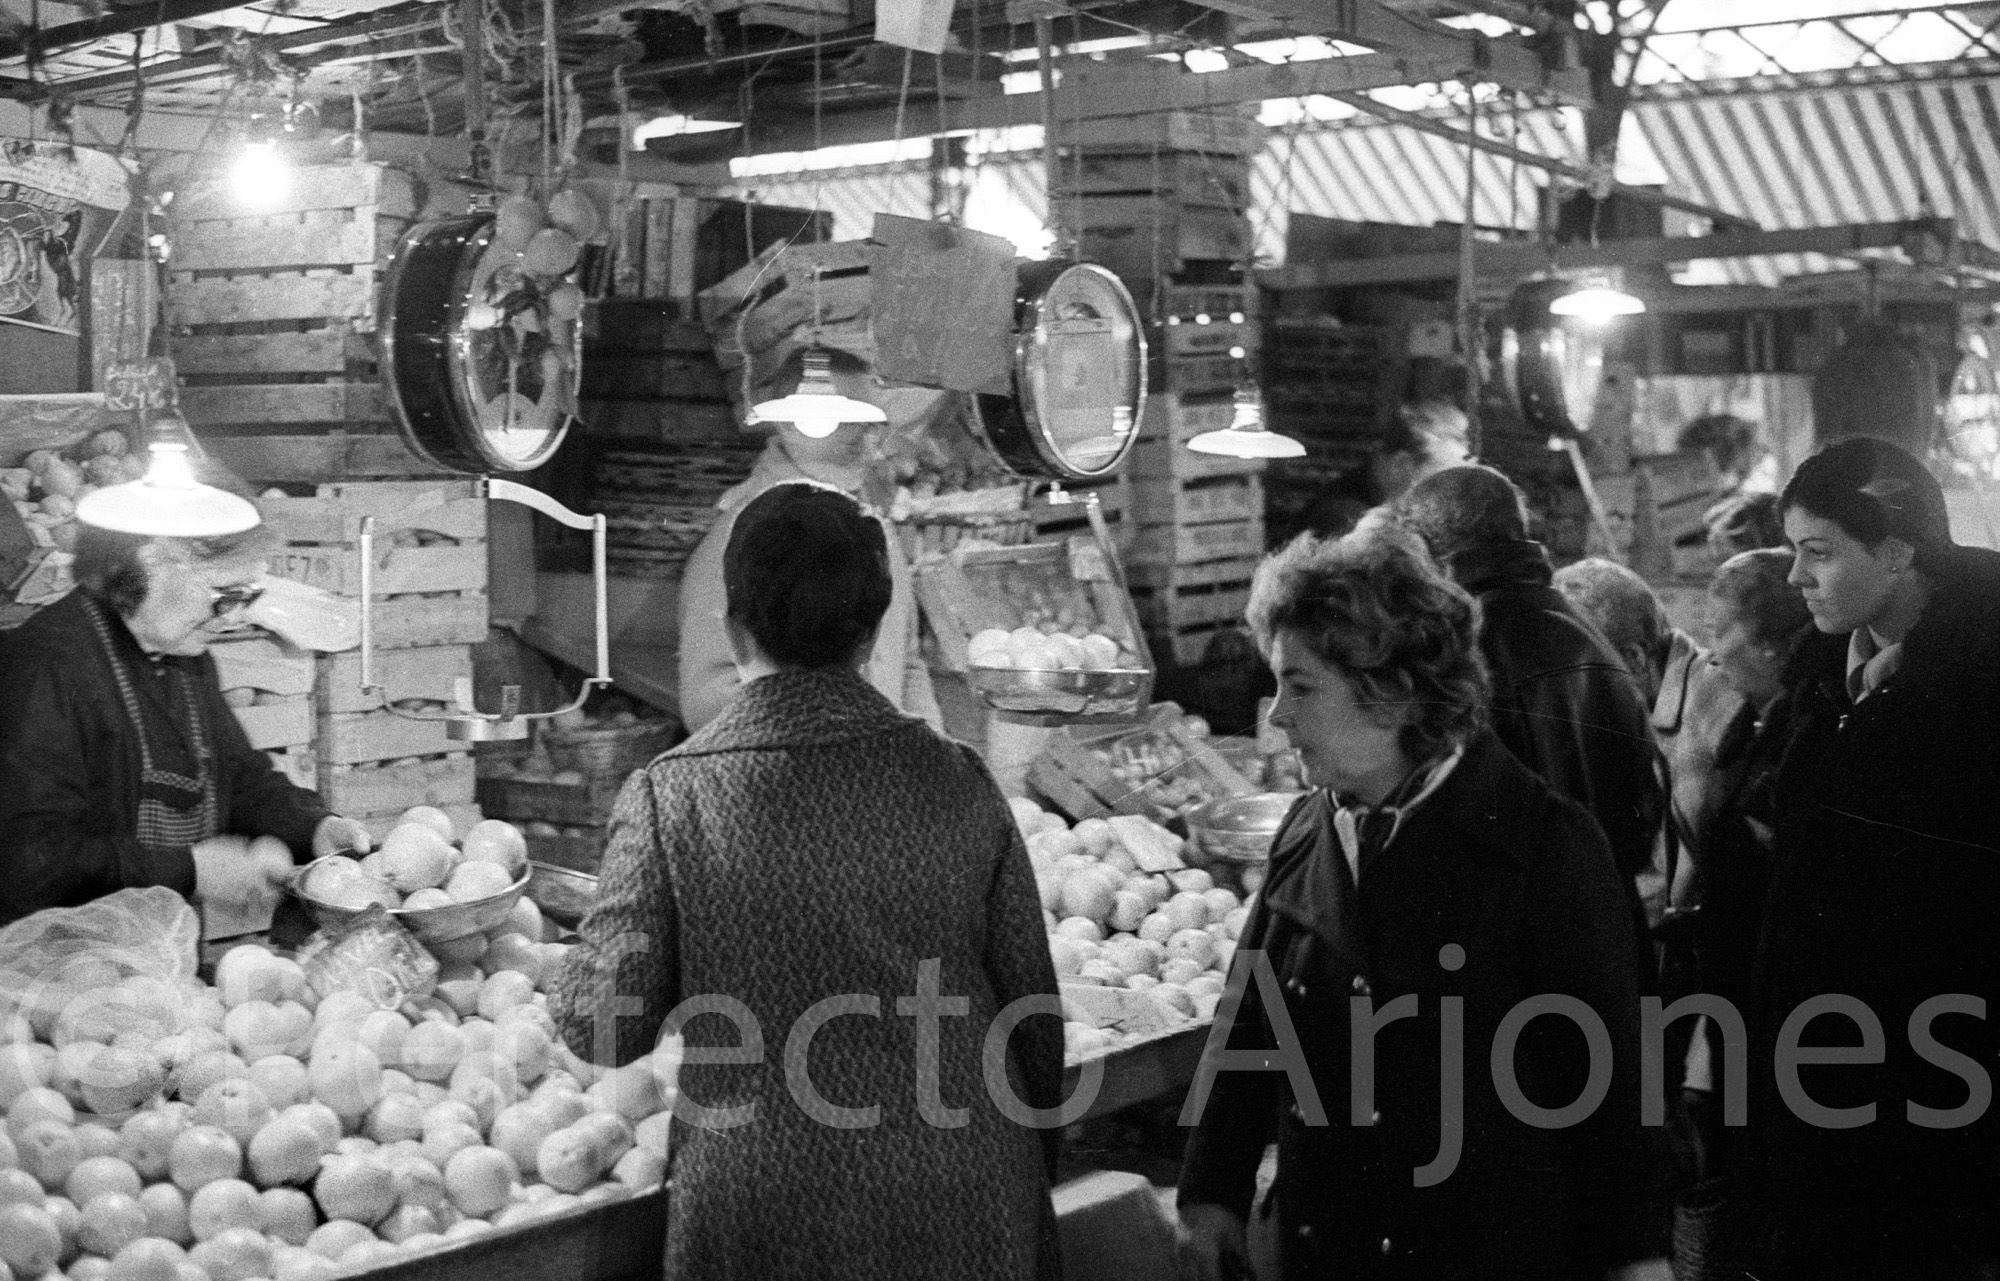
[164,164,491,835]
[1056,110,1268,667]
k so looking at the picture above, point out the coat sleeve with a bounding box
[201,658,327,856]
[1177,867,1284,1221]
[1521,796,1669,1270]
[962,748,1064,1177]
[676,520,742,735]
[551,769,684,1067]
[0,637,162,918]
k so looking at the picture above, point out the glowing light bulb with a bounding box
[1549,283,1645,323]
[231,139,291,211]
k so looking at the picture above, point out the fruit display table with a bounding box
[362,1186,665,1281]
[1067,1023,1211,1123]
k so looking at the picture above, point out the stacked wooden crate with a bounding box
[209,635,316,789]
[261,480,489,841]
[168,161,463,484]
[574,301,757,580]
[1053,114,1266,666]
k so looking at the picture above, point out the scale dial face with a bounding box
[383,215,580,474]
[449,225,580,469]
[974,261,1147,481]
[1505,280,1611,439]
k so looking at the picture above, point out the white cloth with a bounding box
[1845,626,1905,704]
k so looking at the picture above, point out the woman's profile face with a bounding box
[1783,507,1905,636]
[124,542,260,657]
[1266,627,1411,803]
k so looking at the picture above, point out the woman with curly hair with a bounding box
[1177,528,1665,1281]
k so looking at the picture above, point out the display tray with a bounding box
[967,665,1151,718]
[1066,1022,1212,1122]
[363,1186,665,1281]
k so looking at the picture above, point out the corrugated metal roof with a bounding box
[729,60,2000,289]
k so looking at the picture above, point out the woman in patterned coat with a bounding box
[552,481,1064,1280]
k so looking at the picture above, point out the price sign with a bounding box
[103,358,178,412]
[870,214,1015,395]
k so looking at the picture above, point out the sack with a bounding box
[1672,1176,1750,1281]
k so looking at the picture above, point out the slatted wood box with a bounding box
[168,161,467,484]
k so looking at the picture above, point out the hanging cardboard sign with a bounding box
[870,214,1014,395]
[875,0,956,53]
[103,357,178,412]
[0,143,129,337]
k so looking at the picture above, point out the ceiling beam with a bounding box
[1322,90,1759,229]
[1196,0,1583,100]
[694,44,1577,155]
[1261,218,2000,289]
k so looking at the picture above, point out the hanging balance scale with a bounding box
[371,205,611,740]
[952,258,1155,720]
[1501,278,1622,554]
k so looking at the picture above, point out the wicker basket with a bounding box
[542,720,679,780]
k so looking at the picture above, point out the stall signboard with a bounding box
[870,213,1014,395]
[103,357,178,412]
[0,142,129,337]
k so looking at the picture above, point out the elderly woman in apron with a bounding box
[0,520,370,926]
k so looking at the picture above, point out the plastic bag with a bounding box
[0,887,206,1115]
[241,574,360,652]
[296,906,438,1009]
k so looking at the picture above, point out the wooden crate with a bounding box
[1129,474,1263,527]
[211,635,316,751]
[267,481,490,649]
[320,753,478,817]
[477,776,620,828]
[1129,561,1255,632]
[1152,283,1253,322]
[230,699,314,752]
[353,802,483,844]
[1162,316,1257,360]
[168,163,435,442]
[1052,151,1251,209]
[319,645,474,715]
[318,710,465,767]
[1150,352,1243,398]
[1127,517,1264,567]
[1076,200,1251,281]
[1055,109,1264,155]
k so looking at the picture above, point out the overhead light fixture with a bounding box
[76,429,260,538]
[632,114,741,148]
[1549,277,1646,323]
[230,135,290,211]
[749,347,886,438]
[1187,386,1305,459]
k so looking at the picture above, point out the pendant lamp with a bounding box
[75,426,260,538]
[749,347,886,438]
[1187,386,1306,459]
[1549,277,1646,322]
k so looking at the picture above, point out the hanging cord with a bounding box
[889,48,916,215]
[1458,80,1482,457]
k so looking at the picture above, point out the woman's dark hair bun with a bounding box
[722,481,892,670]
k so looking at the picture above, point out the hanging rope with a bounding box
[1458,81,1483,458]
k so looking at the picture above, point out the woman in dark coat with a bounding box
[1177,529,1664,1281]
[1734,438,2000,1280]
[551,482,1064,1281]
[0,522,365,925]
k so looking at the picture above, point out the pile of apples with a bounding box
[0,835,677,1281]
[1011,799,1247,1062]
[4,432,146,556]
[300,810,529,913]
[969,626,1140,675]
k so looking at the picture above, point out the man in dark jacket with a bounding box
[1393,466,1666,891]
